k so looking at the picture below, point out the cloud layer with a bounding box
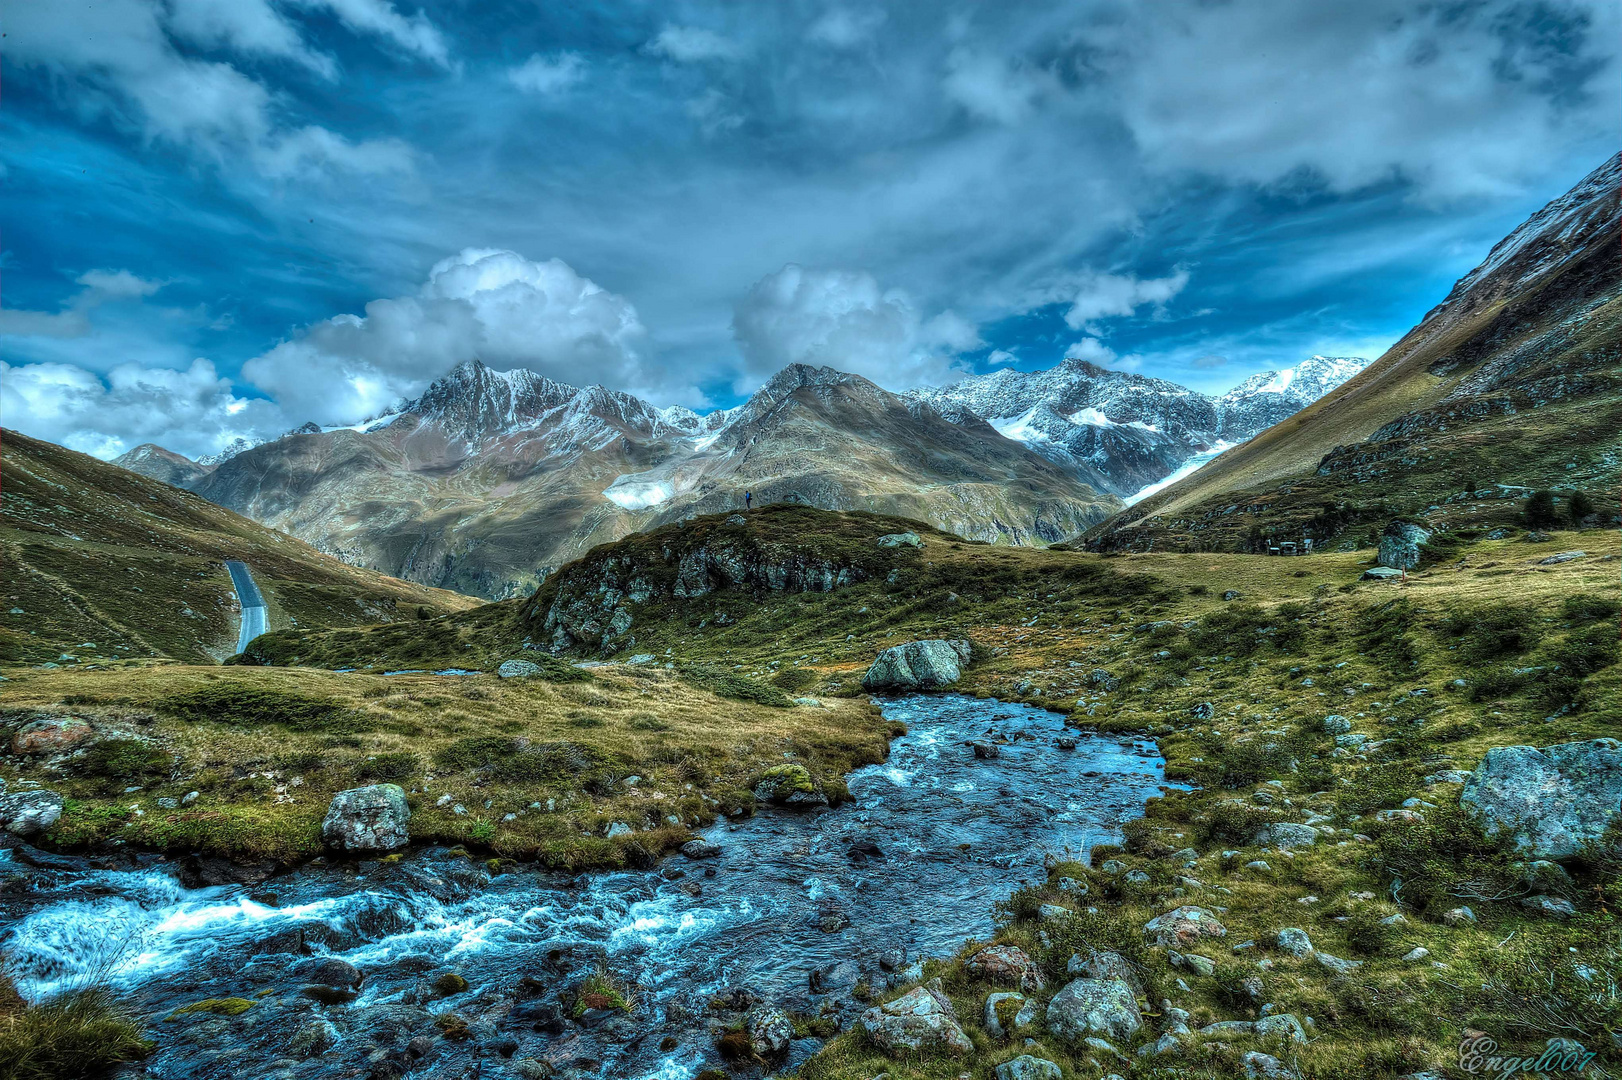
[2,0,1616,459]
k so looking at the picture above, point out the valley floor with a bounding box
[1,513,1617,1079]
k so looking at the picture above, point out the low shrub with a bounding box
[160,685,352,732]
[352,752,420,781]
[0,981,152,1080]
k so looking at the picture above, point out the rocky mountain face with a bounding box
[1081,151,1622,552]
[910,355,1366,496]
[112,443,212,489]
[120,360,1115,600]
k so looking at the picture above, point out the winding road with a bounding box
[224,560,266,654]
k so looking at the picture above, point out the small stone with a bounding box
[1243,1050,1295,1078]
[1520,895,1577,919]
[1144,906,1227,948]
[1315,952,1363,974]
[681,839,722,859]
[1402,947,1429,962]
[1443,906,1477,925]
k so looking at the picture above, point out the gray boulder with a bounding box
[1275,928,1314,958]
[1378,521,1432,570]
[1254,823,1318,848]
[1144,905,1228,947]
[321,784,410,852]
[681,838,722,859]
[862,639,972,691]
[984,992,1039,1039]
[497,659,542,678]
[746,1007,794,1062]
[876,532,924,549]
[1046,977,1142,1041]
[1244,1051,1296,1079]
[1460,739,1622,859]
[1362,566,1404,581]
[859,986,972,1056]
[995,1056,1062,1080]
[0,790,63,837]
[1255,1013,1307,1043]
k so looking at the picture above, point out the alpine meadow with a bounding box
[0,4,1617,1080]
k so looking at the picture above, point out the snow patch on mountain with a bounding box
[603,478,674,509]
[1123,441,1237,506]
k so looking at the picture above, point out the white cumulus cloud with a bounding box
[1063,269,1190,330]
[732,264,979,392]
[241,248,654,425]
[0,357,283,461]
[645,25,743,63]
[509,52,587,95]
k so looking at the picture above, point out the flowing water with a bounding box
[0,695,1170,1079]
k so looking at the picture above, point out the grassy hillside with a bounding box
[0,430,478,665]
[8,505,1617,1077]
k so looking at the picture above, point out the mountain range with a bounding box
[110,349,1368,599]
[909,353,1366,495]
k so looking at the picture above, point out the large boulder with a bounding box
[966,944,1044,992]
[1066,950,1145,998]
[752,764,829,808]
[1461,740,1622,860]
[1377,521,1432,570]
[497,659,542,678]
[862,639,972,691]
[0,791,63,837]
[322,784,411,852]
[1045,977,1142,1041]
[746,1007,794,1063]
[1143,906,1228,948]
[996,1056,1062,1080]
[12,716,94,755]
[859,986,972,1056]
[876,532,924,549]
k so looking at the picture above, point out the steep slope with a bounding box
[123,361,1117,599]
[1081,152,1622,552]
[0,429,477,664]
[911,354,1366,496]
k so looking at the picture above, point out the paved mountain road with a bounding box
[225,560,267,654]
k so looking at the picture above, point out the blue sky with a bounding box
[2,0,1616,459]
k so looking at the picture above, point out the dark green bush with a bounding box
[160,685,352,731]
[1524,490,1560,528]
[676,663,792,708]
[434,736,517,770]
[352,752,421,781]
[78,739,167,781]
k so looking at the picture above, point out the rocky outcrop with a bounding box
[322,784,411,852]
[1377,521,1432,569]
[527,512,885,651]
[860,986,973,1056]
[0,790,64,837]
[862,639,972,691]
[1045,977,1142,1040]
[1461,739,1622,860]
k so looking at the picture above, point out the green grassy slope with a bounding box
[0,429,478,665]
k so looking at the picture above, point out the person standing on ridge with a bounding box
[745,491,753,510]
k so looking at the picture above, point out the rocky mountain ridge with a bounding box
[909,354,1367,496]
[115,360,1114,599]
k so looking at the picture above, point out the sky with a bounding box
[1,0,1617,461]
